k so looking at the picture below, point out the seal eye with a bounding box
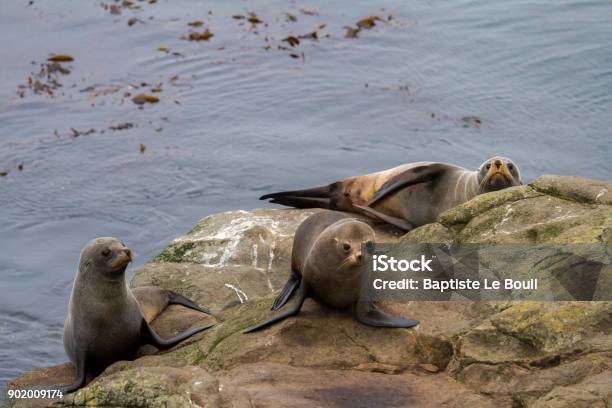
[508,163,514,171]
[101,248,111,257]
[485,163,491,170]
[342,243,351,252]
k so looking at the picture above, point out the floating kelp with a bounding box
[46,62,70,75]
[188,20,204,27]
[132,93,160,105]
[109,122,135,131]
[17,59,73,97]
[139,143,146,153]
[345,26,360,38]
[299,31,318,40]
[48,54,74,62]
[462,116,482,128]
[186,29,214,41]
[107,4,121,14]
[70,128,96,137]
[101,0,141,14]
[247,13,263,24]
[356,16,380,29]
[283,36,300,47]
[286,12,297,22]
[127,17,144,26]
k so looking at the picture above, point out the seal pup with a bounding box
[244,211,419,333]
[260,157,522,230]
[59,237,215,393]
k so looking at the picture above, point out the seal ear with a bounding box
[333,237,338,243]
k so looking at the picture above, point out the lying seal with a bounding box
[260,157,522,230]
[59,237,215,393]
[244,211,418,333]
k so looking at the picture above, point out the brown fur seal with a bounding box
[260,157,522,230]
[59,237,215,393]
[244,211,418,333]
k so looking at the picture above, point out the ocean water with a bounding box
[0,0,610,390]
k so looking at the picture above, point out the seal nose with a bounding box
[356,252,362,263]
[494,159,502,169]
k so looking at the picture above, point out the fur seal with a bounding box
[244,211,419,333]
[260,157,522,230]
[59,237,215,393]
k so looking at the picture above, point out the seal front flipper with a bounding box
[271,269,301,311]
[366,163,451,206]
[244,283,309,333]
[140,319,215,350]
[354,302,419,328]
[167,290,212,315]
[353,204,415,231]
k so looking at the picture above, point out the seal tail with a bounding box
[243,283,309,333]
[271,269,301,311]
[167,291,212,315]
[260,185,332,209]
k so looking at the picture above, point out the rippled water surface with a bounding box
[1,0,611,390]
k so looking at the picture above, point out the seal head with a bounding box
[304,219,373,309]
[78,237,132,278]
[477,156,522,194]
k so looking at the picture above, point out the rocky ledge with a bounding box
[7,175,612,408]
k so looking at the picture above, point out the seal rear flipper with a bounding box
[140,319,215,350]
[244,283,309,333]
[167,290,212,315]
[353,204,414,231]
[354,302,419,328]
[366,163,450,206]
[260,185,332,209]
[271,269,301,311]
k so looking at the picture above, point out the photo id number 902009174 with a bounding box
[6,388,64,400]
